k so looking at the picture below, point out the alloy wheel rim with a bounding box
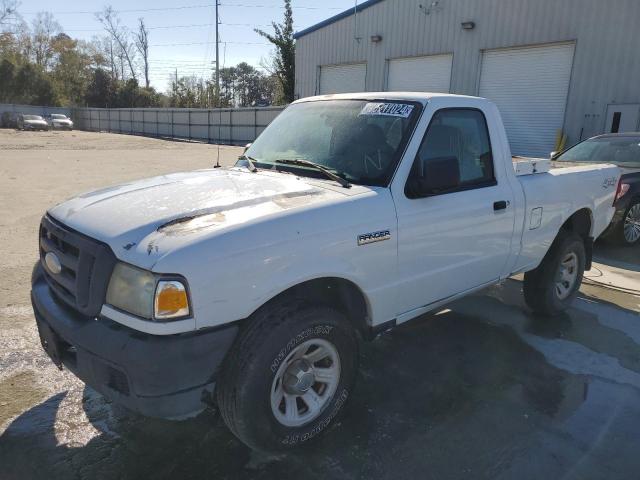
[555,252,578,300]
[623,203,640,244]
[270,338,341,428]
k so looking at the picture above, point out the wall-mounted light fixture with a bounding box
[461,21,476,30]
[370,34,383,43]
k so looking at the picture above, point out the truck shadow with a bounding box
[2,281,639,479]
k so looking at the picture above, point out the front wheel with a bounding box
[217,300,358,452]
[523,230,586,316]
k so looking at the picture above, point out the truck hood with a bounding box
[48,168,354,269]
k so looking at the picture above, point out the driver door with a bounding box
[393,107,516,318]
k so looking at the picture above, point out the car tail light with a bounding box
[614,180,630,204]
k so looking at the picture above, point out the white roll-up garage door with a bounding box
[479,43,575,157]
[319,63,366,94]
[387,54,453,93]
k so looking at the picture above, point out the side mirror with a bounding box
[406,156,461,198]
[243,143,252,154]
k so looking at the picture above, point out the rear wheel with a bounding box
[620,199,640,246]
[217,300,358,452]
[523,230,585,316]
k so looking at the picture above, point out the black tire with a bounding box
[612,198,640,246]
[217,299,358,452]
[523,230,586,316]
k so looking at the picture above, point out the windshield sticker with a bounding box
[359,103,414,118]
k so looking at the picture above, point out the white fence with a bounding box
[0,103,72,118]
[71,106,285,145]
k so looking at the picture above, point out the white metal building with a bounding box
[293,0,640,157]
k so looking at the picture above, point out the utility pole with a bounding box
[174,68,178,105]
[215,0,220,107]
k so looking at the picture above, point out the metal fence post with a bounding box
[171,110,174,139]
[188,110,191,140]
[254,108,258,141]
[207,109,211,144]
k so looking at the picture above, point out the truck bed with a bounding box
[511,160,619,274]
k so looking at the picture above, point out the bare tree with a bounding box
[0,0,19,25]
[31,12,62,70]
[96,6,136,81]
[135,18,149,88]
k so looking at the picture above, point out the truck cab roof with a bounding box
[294,91,487,106]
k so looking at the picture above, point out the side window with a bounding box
[406,109,496,198]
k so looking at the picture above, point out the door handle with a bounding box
[494,200,509,211]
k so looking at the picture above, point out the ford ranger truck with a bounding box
[31,93,620,452]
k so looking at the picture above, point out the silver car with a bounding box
[46,113,74,130]
[17,115,49,131]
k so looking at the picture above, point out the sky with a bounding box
[15,0,357,91]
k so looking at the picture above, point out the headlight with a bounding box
[106,263,156,319]
[106,263,191,321]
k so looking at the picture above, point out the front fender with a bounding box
[153,191,399,331]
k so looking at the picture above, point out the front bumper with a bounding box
[31,265,238,419]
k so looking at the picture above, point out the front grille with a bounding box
[39,215,117,317]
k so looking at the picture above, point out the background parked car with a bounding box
[45,113,74,130]
[553,133,640,246]
[1,111,19,128]
[17,114,49,131]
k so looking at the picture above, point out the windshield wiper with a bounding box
[237,155,258,173]
[276,159,352,189]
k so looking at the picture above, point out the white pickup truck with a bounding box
[32,93,620,452]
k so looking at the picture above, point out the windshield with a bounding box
[556,136,640,167]
[51,114,66,119]
[245,100,422,187]
[24,115,42,120]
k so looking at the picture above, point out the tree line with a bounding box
[0,0,295,109]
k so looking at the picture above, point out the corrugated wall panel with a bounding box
[295,0,640,147]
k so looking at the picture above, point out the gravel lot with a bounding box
[1,129,640,480]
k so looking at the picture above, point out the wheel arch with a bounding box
[559,207,593,269]
[251,277,373,340]
[561,207,593,238]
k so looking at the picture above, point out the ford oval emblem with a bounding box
[44,252,62,275]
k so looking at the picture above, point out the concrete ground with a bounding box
[1,129,639,480]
